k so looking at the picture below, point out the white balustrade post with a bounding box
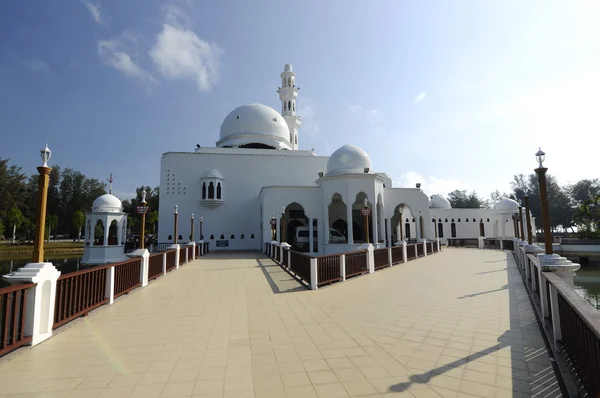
[127,248,149,287]
[185,246,189,263]
[340,254,346,281]
[387,247,392,267]
[500,240,504,250]
[200,240,204,256]
[106,266,115,304]
[549,284,562,349]
[3,262,61,346]
[162,252,167,275]
[402,241,407,263]
[539,272,549,319]
[422,239,427,256]
[437,238,441,252]
[174,245,180,269]
[367,244,375,273]
[310,258,318,290]
[478,237,484,250]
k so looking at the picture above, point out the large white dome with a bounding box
[326,144,372,176]
[495,198,519,212]
[92,194,122,213]
[216,103,292,149]
[430,195,452,209]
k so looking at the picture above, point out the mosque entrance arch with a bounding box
[352,192,372,243]
[328,193,348,244]
[390,203,412,243]
[283,202,308,250]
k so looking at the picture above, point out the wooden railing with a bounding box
[148,253,164,281]
[374,248,389,270]
[179,249,186,265]
[416,243,424,257]
[0,283,35,357]
[114,258,142,298]
[513,246,600,397]
[447,238,479,248]
[345,251,368,277]
[54,265,110,329]
[484,238,499,249]
[406,244,416,260]
[165,250,176,271]
[427,241,434,253]
[502,239,514,250]
[391,246,403,264]
[317,255,341,286]
[275,247,280,263]
[289,251,311,283]
[150,242,172,253]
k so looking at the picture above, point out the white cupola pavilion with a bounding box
[82,193,129,265]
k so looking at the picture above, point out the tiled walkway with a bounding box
[0,249,563,398]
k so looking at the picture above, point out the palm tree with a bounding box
[147,211,159,238]
[574,195,600,237]
[46,214,58,242]
[72,210,85,241]
[7,206,25,244]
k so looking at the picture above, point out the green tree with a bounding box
[567,179,600,206]
[72,210,85,241]
[147,210,159,237]
[574,195,600,237]
[447,190,488,208]
[7,206,25,243]
[46,214,58,242]
[0,158,27,218]
[0,219,5,239]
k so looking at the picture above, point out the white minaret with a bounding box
[277,64,301,150]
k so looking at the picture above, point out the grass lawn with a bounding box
[0,242,84,252]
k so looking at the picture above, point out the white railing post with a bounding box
[422,239,427,256]
[174,245,180,269]
[437,239,441,252]
[478,237,484,250]
[367,244,375,273]
[539,272,549,319]
[500,240,504,250]
[185,246,189,263]
[106,266,115,305]
[310,258,318,290]
[549,284,562,349]
[387,247,392,267]
[127,248,150,287]
[340,254,346,281]
[402,241,407,263]
[162,252,167,275]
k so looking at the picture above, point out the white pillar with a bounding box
[387,247,392,266]
[371,205,378,246]
[422,239,427,256]
[310,258,318,290]
[162,252,167,275]
[367,244,375,273]
[174,245,180,269]
[539,272,549,319]
[127,248,150,287]
[2,262,61,346]
[105,266,115,304]
[478,237,484,249]
[276,218,281,242]
[309,217,314,254]
[340,254,346,281]
[402,241,407,263]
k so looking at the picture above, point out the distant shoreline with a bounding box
[0,243,85,257]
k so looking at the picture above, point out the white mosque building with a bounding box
[158,64,535,255]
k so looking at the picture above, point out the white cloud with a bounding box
[297,98,320,137]
[82,0,103,25]
[392,171,468,198]
[28,59,49,72]
[413,92,427,103]
[149,23,223,92]
[348,104,383,134]
[97,31,158,85]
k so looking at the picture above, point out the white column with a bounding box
[106,266,115,304]
[103,217,109,246]
[310,258,318,290]
[539,272,549,319]
[422,239,428,256]
[367,244,375,273]
[175,245,180,269]
[402,241,407,263]
[116,220,122,247]
[309,217,314,254]
[162,252,167,275]
[276,218,281,242]
[387,247,392,266]
[340,254,346,281]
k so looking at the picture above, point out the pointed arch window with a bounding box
[250,234,255,239]
[220,234,225,239]
[208,182,215,199]
[438,222,444,238]
[292,101,295,111]
[202,182,206,199]
[240,234,245,239]
[288,100,291,111]
[230,234,235,239]
[295,135,297,144]
[217,183,222,200]
[451,223,457,237]
[288,77,291,86]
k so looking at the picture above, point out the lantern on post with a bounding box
[362,198,371,244]
[173,205,179,245]
[535,148,553,254]
[32,144,52,263]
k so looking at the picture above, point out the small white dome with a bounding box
[326,144,372,176]
[430,195,452,209]
[217,103,291,149]
[92,194,122,212]
[495,198,519,212]
[284,64,292,72]
[203,169,223,179]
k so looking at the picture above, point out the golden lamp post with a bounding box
[281,207,286,243]
[518,204,525,241]
[363,198,370,244]
[190,213,194,242]
[173,205,179,245]
[535,148,553,254]
[271,213,276,240]
[138,189,149,249]
[199,216,203,240]
[32,144,52,263]
[524,195,533,245]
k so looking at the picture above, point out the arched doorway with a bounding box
[451,220,457,238]
[391,203,412,243]
[108,220,118,245]
[283,202,308,250]
[352,192,372,243]
[94,220,104,245]
[438,222,444,238]
[328,193,348,244]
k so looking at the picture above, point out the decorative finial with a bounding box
[174,205,178,214]
[364,197,368,207]
[191,213,194,220]
[40,143,51,167]
[107,173,113,194]
[141,188,147,204]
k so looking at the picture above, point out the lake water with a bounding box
[1,254,600,311]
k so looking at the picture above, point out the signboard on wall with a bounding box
[216,240,229,248]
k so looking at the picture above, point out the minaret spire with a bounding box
[277,64,302,150]
[108,173,113,194]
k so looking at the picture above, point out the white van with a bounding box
[294,226,346,249]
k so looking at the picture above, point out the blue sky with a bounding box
[1,0,598,201]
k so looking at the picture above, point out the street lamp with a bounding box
[271,212,276,240]
[364,198,370,244]
[32,144,52,263]
[199,216,203,240]
[434,214,438,239]
[190,213,194,242]
[535,148,553,254]
[139,189,148,249]
[173,205,179,245]
[281,207,286,243]
[419,210,424,241]
[524,195,533,244]
[518,203,525,241]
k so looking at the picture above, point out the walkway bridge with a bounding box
[0,241,596,397]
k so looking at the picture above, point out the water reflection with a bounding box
[0,255,89,288]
